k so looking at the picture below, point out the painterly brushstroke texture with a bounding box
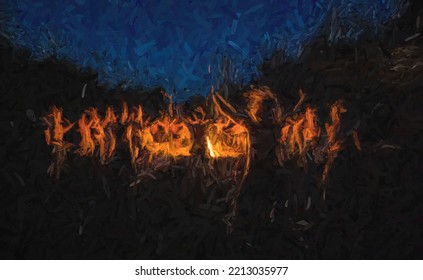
[1,0,404,101]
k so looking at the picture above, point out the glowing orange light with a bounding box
[121,101,129,124]
[353,129,361,152]
[42,88,354,199]
[140,114,194,161]
[205,94,250,160]
[322,100,347,184]
[75,107,117,164]
[42,105,75,178]
[279,106,320,159]
[75,111,95,157]
[43,105,75,146]
[244,86,283,125]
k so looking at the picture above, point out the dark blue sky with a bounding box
[2,0,403,101]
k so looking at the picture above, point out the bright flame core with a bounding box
[205,93,250,160]
[42,88,351,197]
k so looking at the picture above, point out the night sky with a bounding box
[1,0,404,100]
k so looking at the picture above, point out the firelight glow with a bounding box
[42,88,355,192]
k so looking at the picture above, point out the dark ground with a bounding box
[0,1,423,259]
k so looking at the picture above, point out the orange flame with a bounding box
[303,107,321,148]
[76,107,117,163]
[95,107,117,163]
[43,105,75,146]
[123,104,148,167]
[42,105,75,178]
[352,129,361,152]
[244,86,283,125]
[125,123,141,167]
[42,88,355,201]
[205,118,249,159]
[140,114,193,161]
[279,106,320,159]
[123,100,193,167]
[203,93,251,225]
[278,96,348,190]
[206,93,250,160]
[325,100,345,146]
[121,101,129,124]
[134,105,144,126]
[322,100,347,184]
[76,112,95,157]
[203,93,251,200]
[103,107,118,160]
